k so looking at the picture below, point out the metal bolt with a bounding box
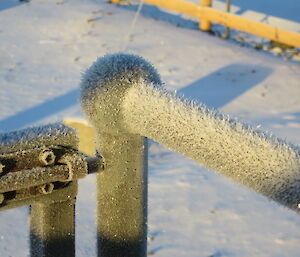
[38,183,55,195]
[39,149,56,166]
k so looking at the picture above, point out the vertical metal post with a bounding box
[200,0,212,31]
[30,182,77,257]
[96,134,147,257]
[80,54,156,257]
[224,0,231,38]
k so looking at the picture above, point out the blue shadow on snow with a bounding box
[0,89,79,132]
[0,0,28,12]
[178,63,272,109]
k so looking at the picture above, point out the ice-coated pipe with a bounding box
[81,53,300,236]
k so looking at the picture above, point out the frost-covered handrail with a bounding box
[80,53,300,257]
[81,53,300,212]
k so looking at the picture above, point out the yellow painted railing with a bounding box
[113,0,300,48]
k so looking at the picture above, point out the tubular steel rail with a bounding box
[112,0,300,48]
[80,53,300,257]
[1,53,300,257]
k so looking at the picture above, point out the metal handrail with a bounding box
[80,53,300,256]
[1,53,299,257]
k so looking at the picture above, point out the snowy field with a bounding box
[0,0,300,256]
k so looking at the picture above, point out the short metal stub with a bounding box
[58,152,88,181]
[39,148,56,166]
[0,162,5,174]
[38,183,55,195]
[0,194,4,204]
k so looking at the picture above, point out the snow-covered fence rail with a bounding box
[112,0,300,48]
[80,53,300,256]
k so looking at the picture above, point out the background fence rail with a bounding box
[113,0,300,48]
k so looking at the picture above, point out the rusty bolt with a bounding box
[38,183,55,195]
[39,148,56,166]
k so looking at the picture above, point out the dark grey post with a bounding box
[30,182,77,257]
[96,134,148,257]
[80,54,161,257]
[224,0,231,38]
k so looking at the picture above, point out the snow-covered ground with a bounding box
[0,0,300,256]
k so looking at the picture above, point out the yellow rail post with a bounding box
[200,0,212,31]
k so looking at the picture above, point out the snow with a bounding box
[0,0,300,256]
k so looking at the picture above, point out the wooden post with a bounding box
[200,0,212,31]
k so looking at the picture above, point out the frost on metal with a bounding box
[0,123,78,154]
[0,122,86,211]
[80,53,300,211]
[80,53,161,135]
[125,83,300,210]
[81,53,151,256]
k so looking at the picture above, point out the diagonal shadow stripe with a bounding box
[178,63,272,109]
[0,89,79,132]
[0,0,26,12]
